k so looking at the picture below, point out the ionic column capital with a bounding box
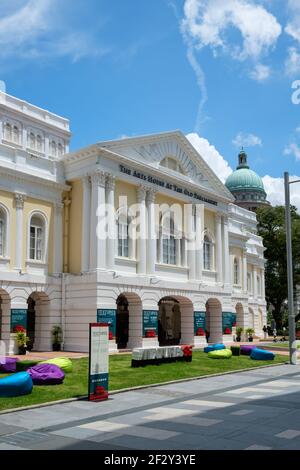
[106,173,116,191]
[147,188,156,204]
[137,185,147,202]
[91,170,106,187]
[54,202,64,214]
[14,193,26,210]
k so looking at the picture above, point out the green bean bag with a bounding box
[208,349,232,359]
[16,360,41,372]
[41,357,73,373]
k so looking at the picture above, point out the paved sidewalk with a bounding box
[1,364,300,449]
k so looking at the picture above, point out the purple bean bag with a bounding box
[240,345,258,356]
[28,363,65,385]
[0,357,19,373]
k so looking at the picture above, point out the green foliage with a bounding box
[231,346,241,356]
[246,328,255,336]
[257,205,300,328]
[236,327,243,336]
[16,331,29,347]
[51,325,63,344]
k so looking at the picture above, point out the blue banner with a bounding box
[194,312,206,336]
[97,309,116,338]
[11,309,27,332]
[143,310,158,337]
[222,312,236,333]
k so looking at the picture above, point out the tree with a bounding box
[256,205,300,329]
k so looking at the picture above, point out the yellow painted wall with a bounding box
[231,247,242,259]
[68,180,83,273]
[115,180,137,208]
[0,190,15,269]
[23,198,53,272]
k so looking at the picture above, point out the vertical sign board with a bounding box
[11,309,27,332]
[88,323,109,402]
[143,310,158,337]
[97,309,116,339]
[222,312,234,332]
[194,312,206,335]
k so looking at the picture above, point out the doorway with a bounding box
[27,296,36,351]
[158,297,181,346]
[116,295,129,349]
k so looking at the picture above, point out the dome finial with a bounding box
[237,148,249,169]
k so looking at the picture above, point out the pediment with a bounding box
[100,131,234,202]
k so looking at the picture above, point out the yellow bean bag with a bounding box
[208,349,232,359]
[41,357,73,373]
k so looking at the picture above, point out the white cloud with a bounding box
[285,47,300,76]
[181,0,281,80]
[250,63,271,81]
[233,132,262,148]
[263,175,300,212]
[186,132,233,183]
[284,143,300,161]
[0,0,106,64]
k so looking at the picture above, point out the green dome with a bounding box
[225,168,265,193]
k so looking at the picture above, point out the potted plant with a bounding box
[16,331,29,355]
[246,328,255,342]
[51,325,63,352]
[236,327,243,342]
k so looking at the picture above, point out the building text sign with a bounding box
[11,309,27,332]
[143,310,158,337]
[120,165,218,206]
[88,323,109,402]
[194,312,206,336]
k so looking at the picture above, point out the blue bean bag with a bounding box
[0,372,33,397]
[250,348,275,361]
[204,344,225,353]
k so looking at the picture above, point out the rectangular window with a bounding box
[118,222,129,258]
[30,225,43,261]
[163,237,176,265]
[203,243,211,270]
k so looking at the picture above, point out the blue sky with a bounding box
[1,0,300,207]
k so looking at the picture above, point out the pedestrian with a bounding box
[262,325,267,340]
[273,328,277,342]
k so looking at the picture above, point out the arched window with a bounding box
[234,257,240,285]
[36,135,42,152]
[257,275,261,297]
[29,214,46,261]
[51,141,57,157]
[162,213,176,265]
[0,207,6,257]
[203,234,213,270]
[247,272,252,293]
[13,126,19,144]
[57,143,63,157]
[29,132,35,150]
[4,123,11,141]
[160,157,185,175]
[117,209,129,258]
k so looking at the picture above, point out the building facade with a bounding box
[0,91,267,354]
[225,149,270,212]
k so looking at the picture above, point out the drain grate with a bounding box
[0,431,49,446]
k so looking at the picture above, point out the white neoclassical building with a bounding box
[0,90,266,354]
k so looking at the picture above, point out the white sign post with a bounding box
[88,323,109,401]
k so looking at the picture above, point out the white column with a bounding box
[216,214,223,283]
[243,250,248,293]
[81,176,91,272]
[253,266,258,299]
[14,193,25,271]
[106,174,116,271]
[53,202,63,274]
[195,203,203,280]
[90,171,106,270]
[185,204,196,280]
[223,216,230,285]
[45,135,50,156]
[147,189,156,274]
[137,186,147,274]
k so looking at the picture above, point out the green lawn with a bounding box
[0,352,287,412]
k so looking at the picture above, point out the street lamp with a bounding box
[284,172,300,365]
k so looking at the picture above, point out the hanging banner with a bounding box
[11,309,27,332]
[97,309,116,340]
[222,312,234,334]
[143,310,158,337]
[194,312,206,336]
[88,323,109,402]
